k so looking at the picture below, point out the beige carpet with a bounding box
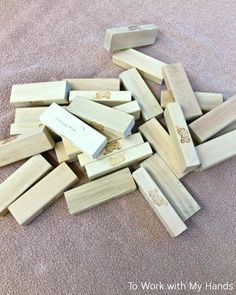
[0,0,236,294]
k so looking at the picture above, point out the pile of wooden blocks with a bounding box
[0,24,235,237]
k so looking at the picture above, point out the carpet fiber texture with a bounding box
[0,1,236,294]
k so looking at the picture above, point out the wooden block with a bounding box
[189,94,236,143]
[65,168,136,214]
[141,154,200,221]
[67,97,135,138]
[85,142,153,180]
[113,49,166,84]
[78,133,144,167]
[10,122,43,135]
[196,130,236,171]
[113,101,141,120]
[10,81,70,106]
[161,90,223,112]
[163,63,202,120]
[139,118,186,178]
[62,138,81,158]
[120,68,163,121]
[132,167,187,237]
[55,141,76,163]
[104,24,158,51]
[8,163,78,225]
[69,91,131,106]
[214,121,236,138]
[164,102,200,173]
[0,155,52,216]
[40,103,107,158]
[0,128,55,167]
[64,79,120,91]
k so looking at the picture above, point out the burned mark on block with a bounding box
[176,127,190,143]
[148,189,168,206]
[128,25,140,31]
[108,153,126,166]
[89,121,105,132]
[96,91,111,100]
[1,136,17,145]
[103,141,121,155]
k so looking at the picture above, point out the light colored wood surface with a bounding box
[113,49,166,84]
[8,163,78,225]
[104,24,158,51]
[10,122,43,135]
[55,141,77,163]
[62,138,81,158]
[0,127,55,167]
[163,63,202,120]
[189,94,236,143]
[141,153,200,221]
[69,91,131,106]
[64,78,120,91]
[10,81,69,106]
[139,118,186,178]
[196,130,236,171]
[160,90,223,111]
[164,102,200,173]
[85,142,153,180]
[113,101,141,120]
[40,103,107,158]
[65,168,136,214]
[214,121,236,138]
[132,167,187,237]
[67,97,135,138]
[120,68,163,121]
[0,155,52,216]
[78,133,144,167]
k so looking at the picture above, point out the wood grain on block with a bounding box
[196,130,236,171]
[161,90,223,112]
[113,101,141,120]
[67,97,135,138]
[164,102,200,173]
[10,81,70,106]
[78,133,144,167]
[139,118,186,179]
[8,163,78,225]
[85,142,153,180]
[120,68,163,121]
[113,49,166,84]
[65,168,136,214]
[0,155,52,216]
[69,91,131,106]
[55,141,76,164]
[163,63,202,120]
[189,94,236,143]
[10,122,43,135]
[104,24,158,51]
[62,138,81,158]
[40,103,107,158]
[132,167,187,237]
[65,79,120,91]
[0,128,55,167]
[141,154,200,221]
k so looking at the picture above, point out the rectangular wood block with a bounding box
[189,94,236,143]
[104,24,158,51]
[85,142,153,180]
[141,153,200,221]
[64,79,120,91]
[8,163,78,225]
[10,122,43,135]
[67,97,135,138]
[120,68,163,121]
[214,121,236,138]
[62,138,81,158]
[0,128,55,167]
[0,155,52,216]
[160,90,223,112]
[69,91,131,106]
[164,102,200,173]
[40,103,107,158]
[113,101,141,120]
[196,129,236,171]
[113,49,166,84]
[65,168,136,214]
[78,133,144,167]
[55,141,76,163]
[10,81,70,106]
[132,167,187,237]
[139,118,186,179]
[163,63,202,120]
